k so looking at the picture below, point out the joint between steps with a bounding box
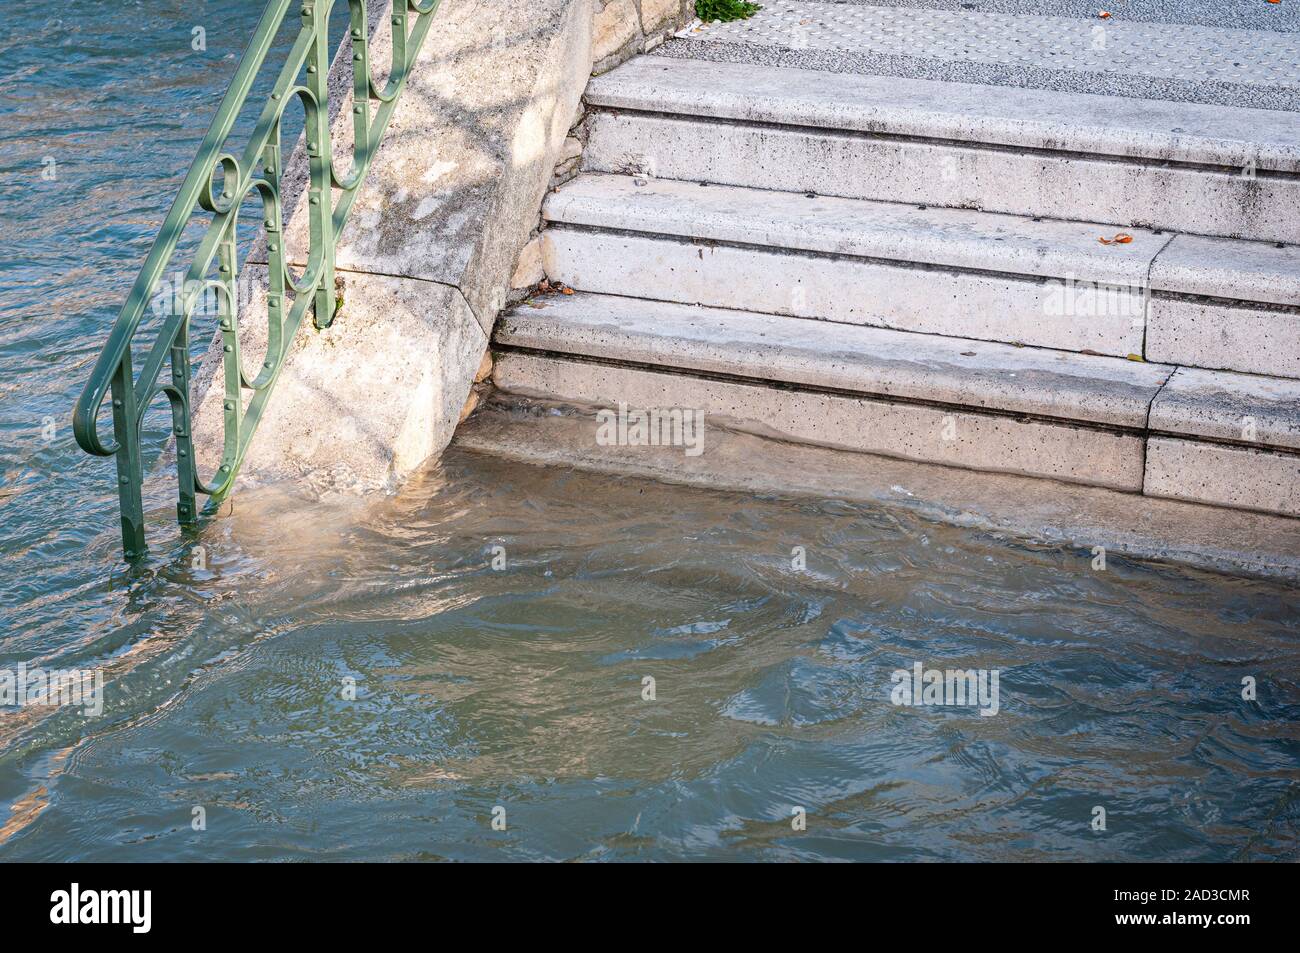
[1141,231,1179,363]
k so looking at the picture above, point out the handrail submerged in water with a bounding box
[72,0,441,560]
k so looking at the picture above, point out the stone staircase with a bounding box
[490,5,1300,520]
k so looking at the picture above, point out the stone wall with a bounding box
[192,0,595,492]
[191,0,694,495]
[502,0,693,309]
[593,0,695,74]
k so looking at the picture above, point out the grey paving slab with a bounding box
[664,1,1300,109]
[822,0,1300,34]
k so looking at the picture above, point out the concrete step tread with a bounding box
[1150,367,1300,451]
[588,55,1300,172]
[1151,235,1300,307]
[545,173,1162,285]
[496,291,1171,428]
[546,174,1298,306]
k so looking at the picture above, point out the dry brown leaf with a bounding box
[1099,233,1134,245]
[1099,10,1111,18]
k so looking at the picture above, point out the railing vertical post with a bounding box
[308,1,337,329]
[110,349,147,560]
[170,320,198,526]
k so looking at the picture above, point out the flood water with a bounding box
[1,2,1298,862]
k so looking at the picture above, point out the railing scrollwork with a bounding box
[72,0,442,560]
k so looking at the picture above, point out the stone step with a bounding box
[583,55,1300,243]
[1146,367,1300,517]
[1146,439,1300,518]
[1147,237,1300,379]
[541,173,1300,372]
[457,397,1300,580]
[493,292,1300,517]
[496,291,1171,427]
[493,350,1149,491]
[493,292,1153,490]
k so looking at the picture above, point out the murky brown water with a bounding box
[3,447,1299,860]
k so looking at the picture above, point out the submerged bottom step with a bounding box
[456,398,1300,580]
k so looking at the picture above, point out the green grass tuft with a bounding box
[695,0,761,23]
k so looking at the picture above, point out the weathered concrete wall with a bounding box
[594,0,692,74]
[505,0,695,300]
[194,0,617,491]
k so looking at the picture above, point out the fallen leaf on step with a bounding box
[1099,233,1134,245]
[1079,348,1104,356]
[1126,353,1145,362]
[1099,10,1111,18]
[561,286,574,295]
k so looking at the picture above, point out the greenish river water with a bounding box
[1,2,1297,861]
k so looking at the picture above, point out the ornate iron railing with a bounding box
[72,0,441,561]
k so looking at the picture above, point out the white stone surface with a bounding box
[497,291,1170,426]
[588,56,1300,172]
[1149,367,1300,451]
[493,351,1147,490]
[593,0,641,64]
[192,267,486,489]
[542,226,1147,355]
[1145,437,1300,517]
[1150,234,1300,307]
[511,236,546,289]
[546,173,1161,284]
[279,0,593,330]
[197,0,593,489]
[1147,297,1300,379]
[584,110,1300,244]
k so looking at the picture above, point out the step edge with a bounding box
[586,57,1300,173]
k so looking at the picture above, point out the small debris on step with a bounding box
[1099,233,1133,245]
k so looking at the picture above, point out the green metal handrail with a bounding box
[72,0,440,561]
